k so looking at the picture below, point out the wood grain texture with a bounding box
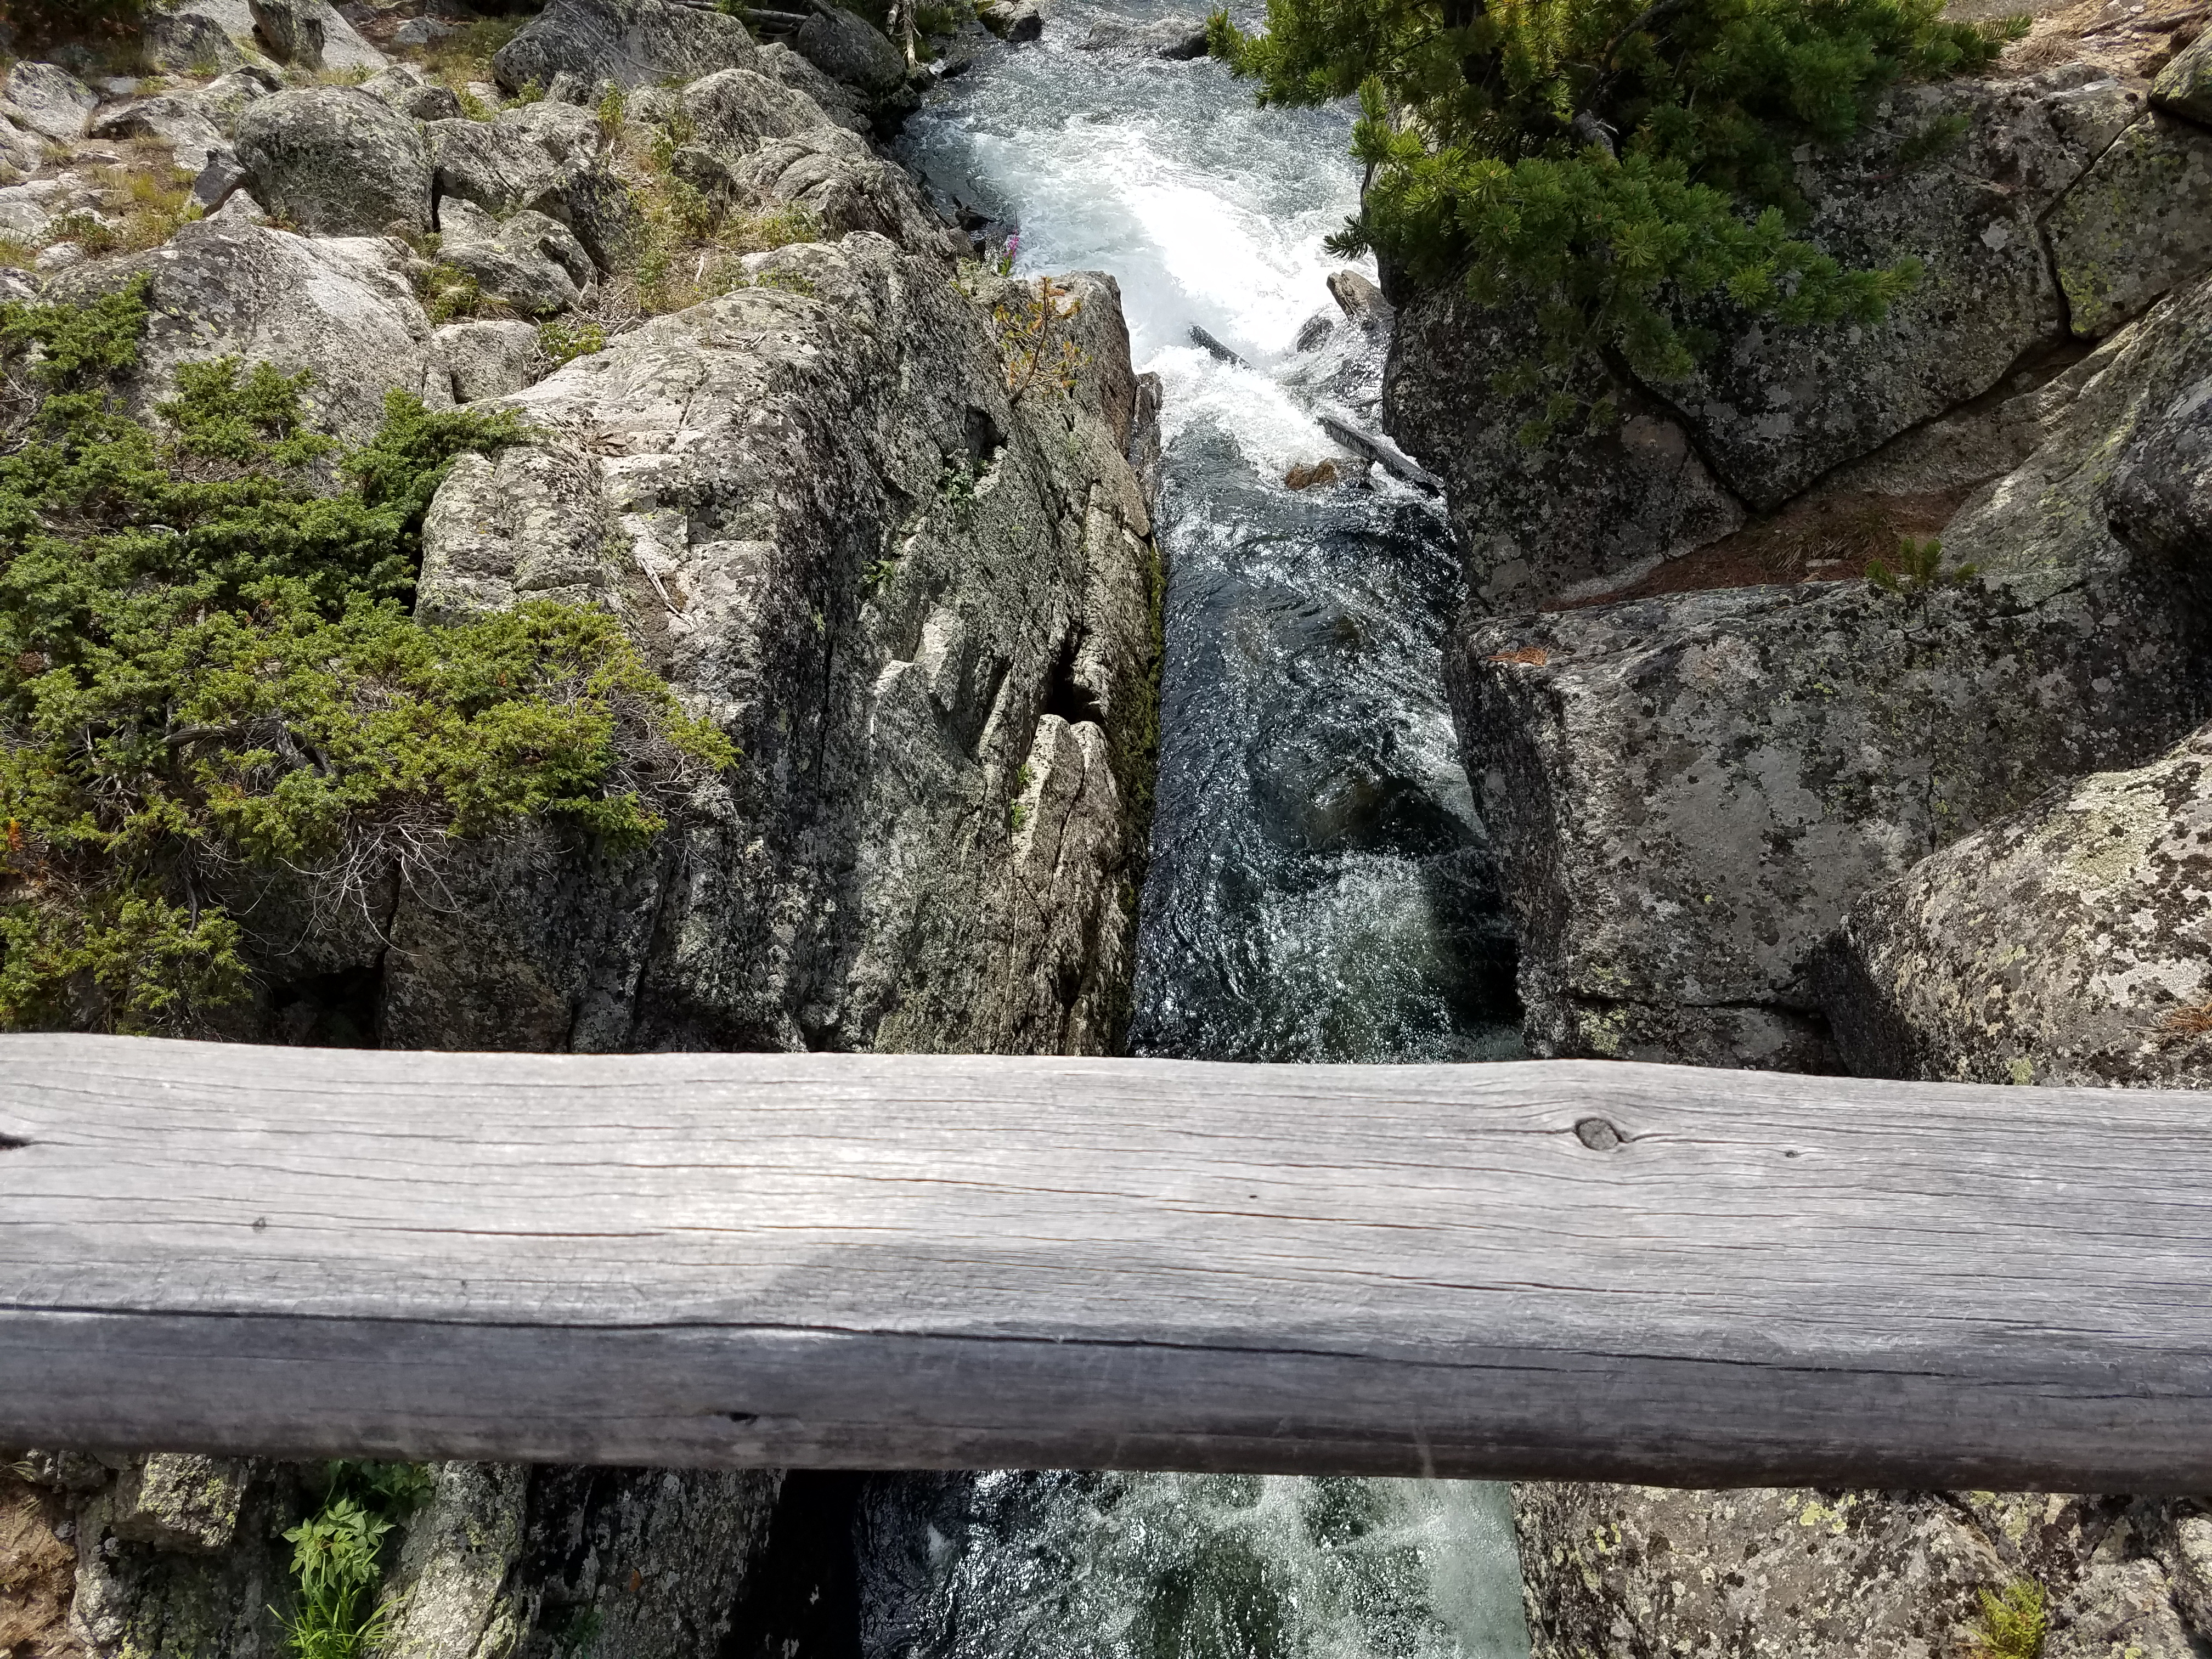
[2,1033,2209,1488]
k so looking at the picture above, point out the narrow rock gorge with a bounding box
[2,0,2210,1652]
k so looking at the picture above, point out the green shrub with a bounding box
[0,282,733,1035]
[1210,0,2025,436]
[1970,1580,2047,1659]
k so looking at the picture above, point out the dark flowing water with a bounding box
[747,8,1533,1656]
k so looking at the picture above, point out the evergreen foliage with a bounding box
[0,282,733,1035]
[1209,0,2025,433]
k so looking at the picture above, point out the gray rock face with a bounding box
[437,317,549,403]
[378,1464,781,1659]
[1820,721,2212,1087]
[88,95,229,175]
[1646,70,2141,509]
[384,242,1158,1055]
[234,86,433,235]
[149,0,390,75]
[672,68,959,256]
[2048,111,2212,341]
[3,61,94,143]
[754,40,873,131]
[247,0,324,67]
[54,218,454,441]
[437,198,597,317]
[185,66,280,134]
[427,104,636,271]
[1386,294,1745,611]
[139,6,253,74]
[1446,274,2212,1068]
[493,0,760,93]
[108,1457,251,1554]
[791,3,907,97]
[1516,1485,2212,1659]
[2152,20,2212,124]
[728,130,963,255]
[360,63,466,123]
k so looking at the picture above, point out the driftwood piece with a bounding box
[2,1034,2209,1488]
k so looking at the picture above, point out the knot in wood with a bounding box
[1574,1116,1623,1152]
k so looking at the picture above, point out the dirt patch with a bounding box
[0,1470,82,1659]
[1967,0,2211,83]
[1553,488,1972,610]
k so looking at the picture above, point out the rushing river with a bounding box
[738,7,1532,1657]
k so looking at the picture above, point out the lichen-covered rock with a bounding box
[2047,112,2212,340]
[234,86,433,235]
[436,199,597,317]
[755,40,873,132]
[359,63,465,123]
[427,104,637,270]
[247,0,324,68]
[492,0,759,94]
[1819,722,2212,1086]
[1384,295,1743,611]
[107,1457,252,1555]
[376,1462,784,1659]
[1516,1486,2211,1659]
[139,6,255,74]
[384,244,1159,1055]
[2152,20,2212,124]
[55,218,454,441]
[673,71,958,256]
[184,66,281,135]
[436,318,549,403]
[790,3,907,99]
[1447,273,2212,1067]
[65,1463,300,1658]
[724,130,964,256]
[150,0,389,74]
[2,62,94,143]
[88,96,229,176]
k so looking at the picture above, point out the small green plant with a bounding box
[597,84,628,140]
[418,261,495,325]
[1009,801,1031,832]
[993,275,1086,402]
[275,1463,432,1659]
[938,459,978,509]
[1867,533,1977,592]
[539,315,610,366]
[1969,1580,2046,1659]
[862,555,899,589]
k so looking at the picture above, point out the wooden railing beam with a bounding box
[3,1034,2209,1489]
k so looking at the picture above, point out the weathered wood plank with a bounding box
[2,1032,2209,1488]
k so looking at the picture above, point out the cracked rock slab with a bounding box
[1820,720,2212,1087]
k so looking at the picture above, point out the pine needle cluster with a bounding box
[1209,0,2025,433]
[0,282,733,1035]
